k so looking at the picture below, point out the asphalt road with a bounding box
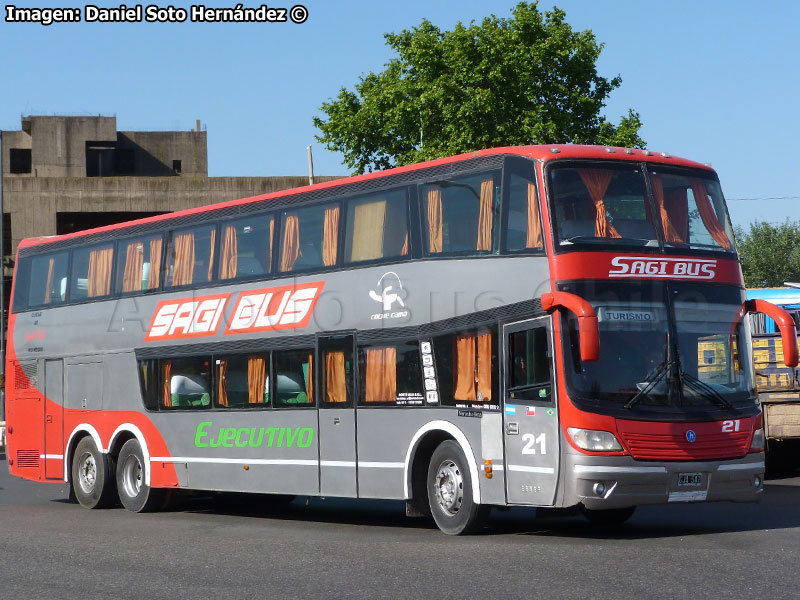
[1,452,799,600]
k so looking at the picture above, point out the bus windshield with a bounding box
[560,281,757,419]
[548,163,736,253]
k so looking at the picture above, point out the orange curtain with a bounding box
[171,232,195,287]
[526,182,543,249]
[578,168,621,238]
[306,352,314,403]
[87,247,113,297]
[162,361,172,408]
[220,225,238,280]
[365,347,397,402]
[217,359,228,407]
[650,174,689,244]
[122,242,144,292]
[44,258,55,304]
[267,218,274,273]
[455,332,492,402]
[325,351,347,403]
[401,232,409,256]
[689,178,732,250]
[477,179,494,251]
[427,188,443,253]
[248,356,266,404]
[476,333,492,402]
[207,228,217,282]
[323,206,340,266]
[148,237,162,289]
[280,214,300,272]
[454,334,477,401]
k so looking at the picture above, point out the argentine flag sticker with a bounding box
[505,404,516,415]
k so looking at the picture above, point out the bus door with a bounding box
[43,359,64,479]
[502,317,560,505]
[317,334,358,497]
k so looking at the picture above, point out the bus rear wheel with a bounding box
[427,440,489,535]
[116,439,169,512]
[71,436,116,509]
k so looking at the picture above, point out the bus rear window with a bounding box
[26,252,70,308]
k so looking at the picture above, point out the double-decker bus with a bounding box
[5,145,797,534]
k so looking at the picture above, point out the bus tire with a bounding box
[71,436,116,509]
[427,440,489,535]
[580,505,636,525]
[116,439,167,512]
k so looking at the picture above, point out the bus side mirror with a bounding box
[541,291,600,362]
[744,299,799,367]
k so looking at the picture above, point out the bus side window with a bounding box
[219,215,274,281]
[345,189,409,264]
[279,202,340,273]
[433,328,498,407]
[117,235,164,293]
[27,251,70,308]
[422,170,501,257]
[160,357,212,409]
[274,349,314,407]
[507,326,552,402]
[71,243,115,301]
[358,341,424,406]
[215,354,269,408]
[506,174,544,253]
[138,359,159,411]
[320,341,353,407]
[165,224,218,288]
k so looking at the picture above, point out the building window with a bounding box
[173,159,182,173]
[9,148,31,174]
[115,149,135,175]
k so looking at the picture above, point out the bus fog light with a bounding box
[754,476,763,489]
[592,482,606,496]
[750,429,765,450]
[568,428,623,452]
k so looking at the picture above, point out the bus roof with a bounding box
[17,144,715,251]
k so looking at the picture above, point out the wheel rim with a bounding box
[77,451,97,494]
[121,454,143,499]
[433,459,463,515]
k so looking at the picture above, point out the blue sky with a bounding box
[2,1,799,229]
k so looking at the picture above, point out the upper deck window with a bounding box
[26,251,69,308]
[219,214,274,281]
[71,243,114,301]
[506,173,544,252]
[344,189,409,264]
[422,171,501,257]
[279,203,340,273]
[117,234,163,294]
[165,224,217,288]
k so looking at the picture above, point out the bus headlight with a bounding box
[750,428,765,451]
[568,428,623,452]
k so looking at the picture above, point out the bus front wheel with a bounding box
[71,436,116,509]
[427,440,489,535]
[116,439,169,512]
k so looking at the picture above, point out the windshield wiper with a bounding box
[681,372,733,410]
[624,360,670,409]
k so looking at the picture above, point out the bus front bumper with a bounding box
[564,453,764,510]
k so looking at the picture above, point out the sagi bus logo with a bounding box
[609,256,717,280]
[145,281,325,342]
[369,271,409,321]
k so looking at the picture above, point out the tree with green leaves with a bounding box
[735,220,800,288]
[313,2,645,174]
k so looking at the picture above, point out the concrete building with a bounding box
[1,114,338,275]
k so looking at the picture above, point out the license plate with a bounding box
[678,472,702,487]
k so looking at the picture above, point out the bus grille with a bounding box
[617,428,751,461]
[16,450,40,469]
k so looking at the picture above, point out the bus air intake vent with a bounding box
[16,450,40,469]
[15,361,37,389]
[616,421,751,461]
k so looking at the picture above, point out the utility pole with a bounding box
[307,145,315,185]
